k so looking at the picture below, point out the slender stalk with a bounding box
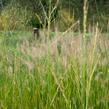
[83,0,88,39]
[86,23,99,109]
[82,0,88,109]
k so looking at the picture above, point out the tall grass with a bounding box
[0,29,109,109]
[0,0,109,109]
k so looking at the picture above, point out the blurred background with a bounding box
[0,0,109,32]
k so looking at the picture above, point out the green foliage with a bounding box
[0,31,109,109]
[0,0,109,108]
[0,2,31,30]
[0,0,109,31]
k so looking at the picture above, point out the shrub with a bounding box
[0,3,30,31]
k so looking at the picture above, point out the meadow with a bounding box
[0,29,109,109]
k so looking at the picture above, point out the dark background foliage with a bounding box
[0,0,109,31]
